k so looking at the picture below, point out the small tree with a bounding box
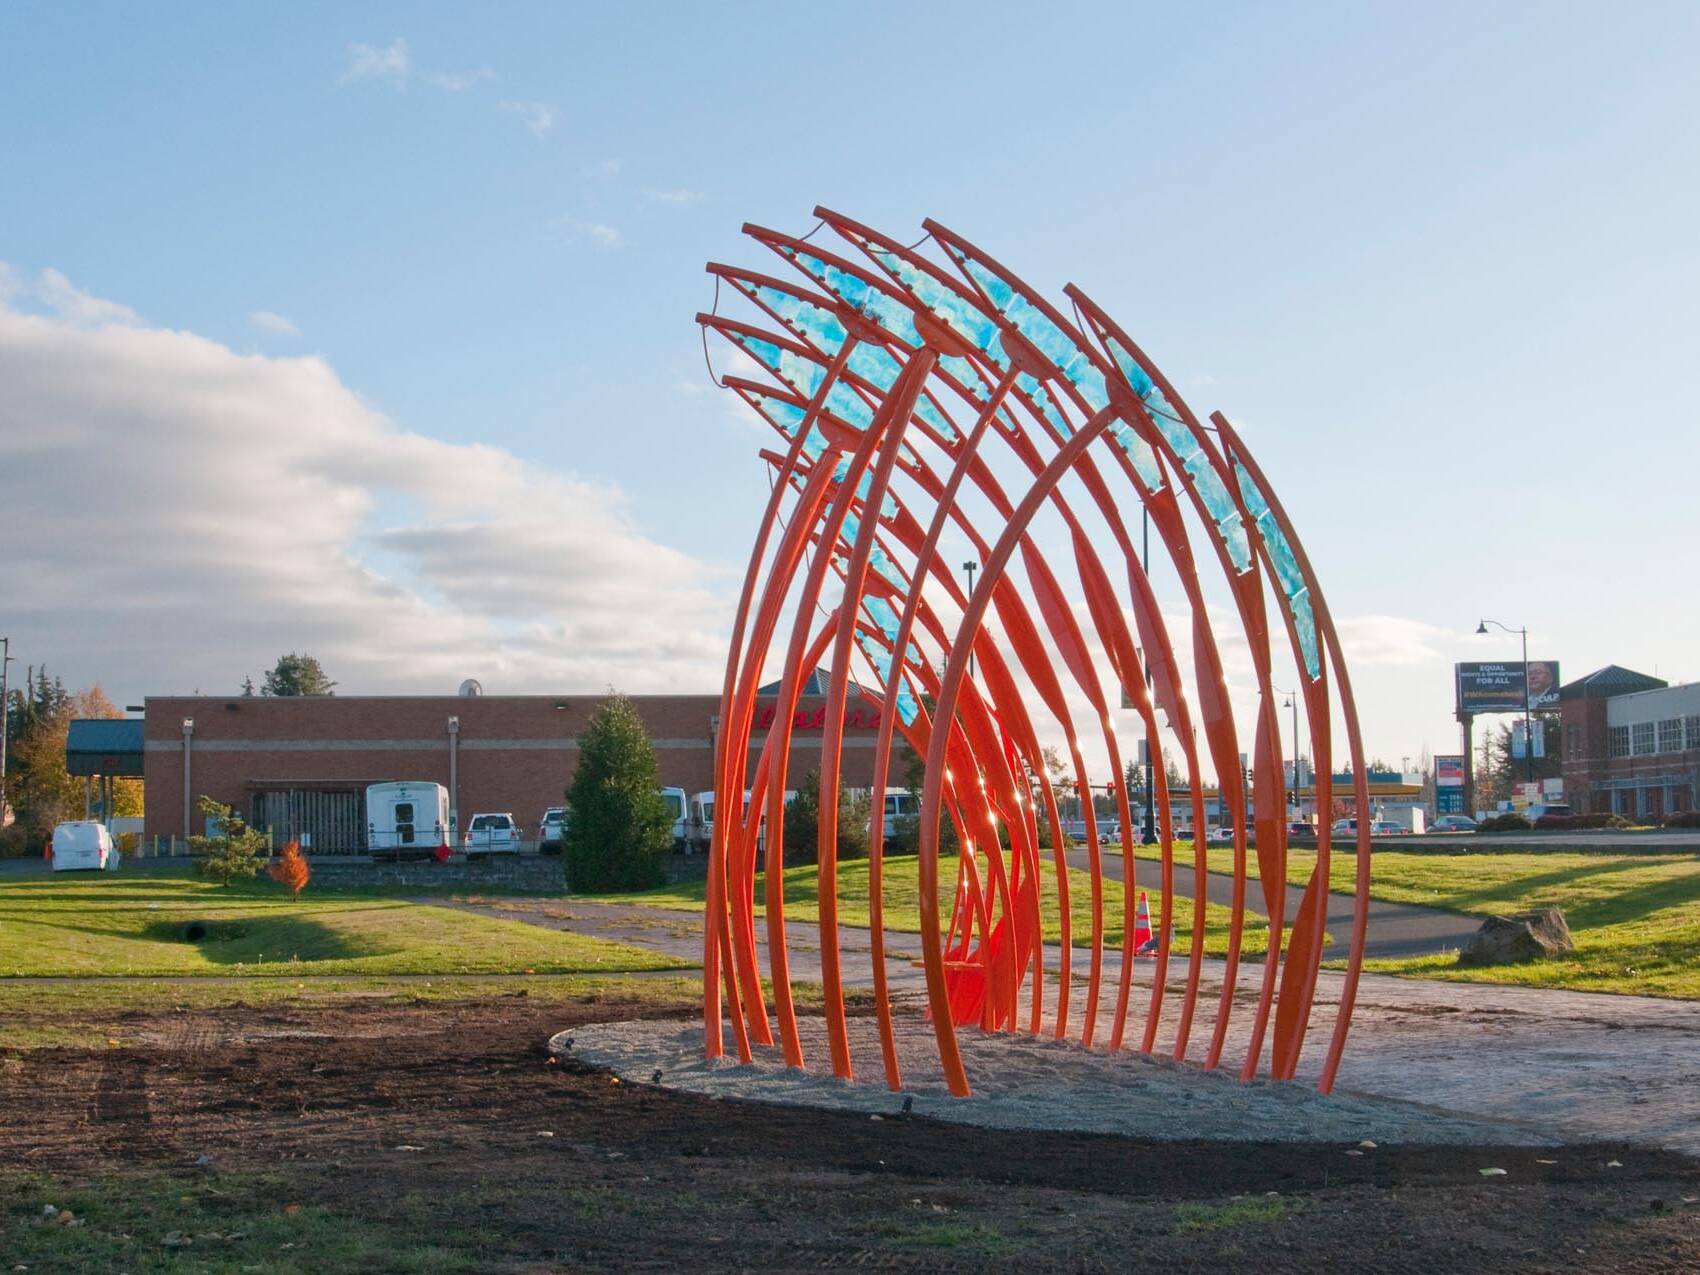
[267,839,311,898]
[782,767,871,866]
[188,796,269,886]
[262,653,337,697]
[562,693,671,892]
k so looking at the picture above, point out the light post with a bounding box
[1477,618,1534,784]
[1274,684,1300,816]
[961,560,977,678]
[1141,507,1156,844]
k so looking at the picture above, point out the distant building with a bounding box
[138,686,902,851]
[1559,666,1699,818]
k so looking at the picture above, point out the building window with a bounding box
[1658,718,1684,753]
[1632,721,1656,756]
[1567,723,1583,759]
[1688,716,1700,750]
[1608,725,1631,758]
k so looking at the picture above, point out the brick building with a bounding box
[1559,666,1700,818]
[141,684,901,850]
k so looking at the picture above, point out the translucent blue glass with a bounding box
[856,633,920,726]
[1289,588,1321,680]
[867,543,908,592]
[860,594,900,643]
[915,396,958,441]
[781,247,924,349]
[833,462,898,520]
[738,281,849,355]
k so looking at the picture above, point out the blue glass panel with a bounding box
[1289,588,1321,680]
[832,459,898,520]
[855,634,920,726]
[915,396,958,442]
[846,341,899,390]
[740,282,848,355]
[861,594,902,643]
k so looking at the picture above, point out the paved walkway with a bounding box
[448,896,1700,1158]
[1064,847,1482,959]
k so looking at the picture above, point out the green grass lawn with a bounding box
[604,850,1279,957]
[1130,842,1700,999]
[0,871,687,979]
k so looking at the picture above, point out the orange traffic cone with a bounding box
[1133,890,1156,956]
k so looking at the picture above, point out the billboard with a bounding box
[1435,755,1465,787]
[1455,661,1560,714]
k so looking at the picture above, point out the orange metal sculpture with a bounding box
[699,210,1372,1097]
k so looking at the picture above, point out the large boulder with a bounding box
[1457,908,1575,967]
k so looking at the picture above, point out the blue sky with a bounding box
[2,1,1696,768]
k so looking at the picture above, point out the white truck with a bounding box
[366,782,452,860]
[50,820,120,871]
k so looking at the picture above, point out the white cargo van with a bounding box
[659,787,688,851]
[366,781,451,859]
[50,820,119,871]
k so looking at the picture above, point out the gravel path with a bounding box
[461,897,1700,1158]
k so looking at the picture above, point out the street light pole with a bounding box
[1275,685,1300,816]
[1477,618,1535,785]
[961,560,977,678]
[1141,508,1156,844]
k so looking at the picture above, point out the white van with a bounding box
[51,821,119,871]
[687,790,716,855]
[659,787,688,851]
[366,782,451,859]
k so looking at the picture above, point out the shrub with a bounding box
[1662,811,1700,829]
[562,693,671,893]
[188,796,269,885]
[1533,812,1631,831]
[781,768,871,866]
[1476,813,1531,833]
[267,839,311,898]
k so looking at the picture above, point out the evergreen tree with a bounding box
[561,693,671,892]
[782,766,871,866]
[262,653,336,697]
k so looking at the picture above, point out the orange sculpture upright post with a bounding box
[699,211,1370,1097]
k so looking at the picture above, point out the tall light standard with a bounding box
[1141,507,1157,844]
[961,560,977,678]
[1477,618,1534,784]
[1274,684,1300,815]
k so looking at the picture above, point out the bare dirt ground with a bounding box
[2,994,1697,1272]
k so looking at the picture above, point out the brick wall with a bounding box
[144,693,901,841]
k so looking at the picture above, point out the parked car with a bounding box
[1330,818,1360,839]
[1287,821,1318,841]
[1524,803,1573,822]
[49,820,119,872]
[1430,814,1478,833]
[1371,820,1409,836]
[687,790,716,855]
[464,812,520,857]
[538,806,567,855]
[1207,824,1235,844]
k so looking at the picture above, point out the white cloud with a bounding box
[559,218,622,249]
[426,67,494,91]
[1334,615,1450,667]
[587,158,623,178]
[499,100,557,137]
[0,276,731,699]
[339,38,410,86]
[249,310,300,337]
[33,267,140,327]
[644,188,707,206]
